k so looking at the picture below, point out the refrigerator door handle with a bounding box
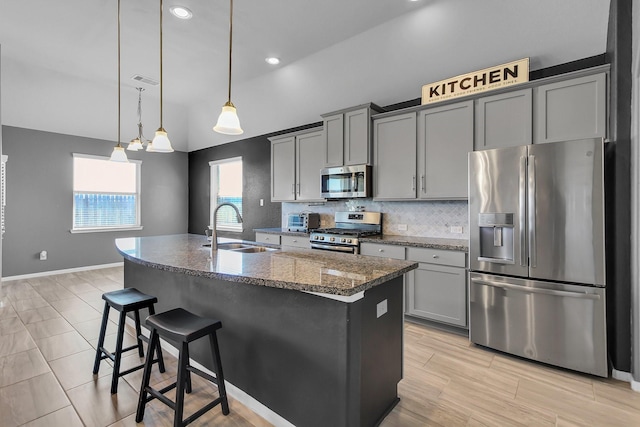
[528,155,536,268]
[519,156,527,267]
[470,277,601,300]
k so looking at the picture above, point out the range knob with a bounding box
[330,237,335,242]
[341,238,346,243]
[319,236,324,241]
[347,239,352,244]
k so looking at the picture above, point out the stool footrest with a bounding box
[183,398,224,426]
[187,365,219,386]
[146,386,176,410]
[98,347,116,363]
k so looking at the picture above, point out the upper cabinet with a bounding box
[475,88,532,150]
[322,103,384,167]
[373,113,417,200]
[373,101,473,200]
[533,72,607,144]
[417,101,473,199]
[270,128,325,202]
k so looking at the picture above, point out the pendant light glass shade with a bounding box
[213,0,243,135]
[110,0,128,163]
[214,102,243,135]
[110,146,129,162]
[150,127,174,152]
[128,137,143,151]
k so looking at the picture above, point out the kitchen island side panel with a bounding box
[125,259,403,427]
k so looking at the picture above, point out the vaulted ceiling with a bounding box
[0,0,611,152]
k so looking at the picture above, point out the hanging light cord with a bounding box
[159,0,164,128]
[117,0,122,147]
[137,88,146,139]
[227,0,233,105]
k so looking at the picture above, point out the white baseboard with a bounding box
[131,318,294,427]
[612,369,640,392]
[2,262,124,281]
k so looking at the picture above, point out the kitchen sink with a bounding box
[202,242,278,253]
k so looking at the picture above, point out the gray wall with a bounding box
[188,133,285,241]
[1,126,188,277]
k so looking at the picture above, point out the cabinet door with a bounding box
[417,101,473,199]
[255,232,281,245]
[360,242,405,260]
[406,263,467,327]
[534,72,607,144]
[475,88,532,150]
[344,107,370,165]
[296,130,325,201]
[373,113,417,200]
[323,113,344,167]
[281,235,310,249]
[271,136,296,201]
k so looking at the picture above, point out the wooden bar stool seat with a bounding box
[93,288,166,394]
[136,308,229,427]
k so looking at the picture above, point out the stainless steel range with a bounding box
[310,211,382,254]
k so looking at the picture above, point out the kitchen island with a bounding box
[115,234,417,427]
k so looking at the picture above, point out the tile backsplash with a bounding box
[282,199,469,239]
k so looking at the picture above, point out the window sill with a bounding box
[70,226,143,234]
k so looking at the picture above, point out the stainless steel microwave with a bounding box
[320,165,372,199]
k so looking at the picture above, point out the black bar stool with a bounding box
[136,308,229,427]
[93,288,166,394]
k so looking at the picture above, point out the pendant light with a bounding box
[213,0,243,135]
[148,0,174,152]
[127,87,150,151]
[110,0,128,163]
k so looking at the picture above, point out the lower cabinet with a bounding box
[255,232,281,245]
[360,242,468,328]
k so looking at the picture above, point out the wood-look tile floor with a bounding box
[0,267,639,426]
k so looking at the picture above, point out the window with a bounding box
[72,154,142,232]
[210,157,243,232]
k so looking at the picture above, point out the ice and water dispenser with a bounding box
[477,213,515,264]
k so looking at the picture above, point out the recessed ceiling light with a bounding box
[169,6,193,20]
[265,57,280,65]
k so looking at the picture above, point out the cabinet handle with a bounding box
[432,254,439,259]
[421,175,426,193]
[291,184,295,195]
[297,183,300,195]
[412,176,416,191]
[378,249,384,252]
[293,239,298,243]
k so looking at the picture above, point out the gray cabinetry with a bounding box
[533,72,607,144]
[405,247,467,327]
[281,235,310,249]
[360,242,405,260]
[270,128,325,202]
[322,103,383,167]
[417,100,473,199]
[373,113,417,200]
[271,136,295,201]
[475,88,532,150]
[255,232,281,245]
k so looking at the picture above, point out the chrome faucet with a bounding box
[211,202,243,253]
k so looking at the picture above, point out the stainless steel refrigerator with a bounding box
[468,138,607,377]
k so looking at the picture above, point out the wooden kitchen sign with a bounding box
[421,58,529,104]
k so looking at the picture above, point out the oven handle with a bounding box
[470,277,601,300]
[310,243,356,254]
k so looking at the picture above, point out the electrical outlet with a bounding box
[39,250,47,261]
[450,226,463,234]
[397,224,408,231]
[260,199,264,206]
[376,299,388,318]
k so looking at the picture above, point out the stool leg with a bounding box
[136,328,158,423]
[134,309,144,358]
[93,301,110,374]
[110,310,127,394]
[174,341,189,427]
[183,345,192,394]
[209,332,229,415]
[149,305,166,373]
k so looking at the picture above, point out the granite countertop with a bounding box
[254,228,310,237]
[116,234,417,297]
[360,235,469,252]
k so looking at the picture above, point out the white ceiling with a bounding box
[0,0,612,152]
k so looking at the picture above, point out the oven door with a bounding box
[310,242,357,254]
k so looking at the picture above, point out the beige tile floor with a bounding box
[2,266,640,426]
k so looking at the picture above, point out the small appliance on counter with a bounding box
[287,213,320,232]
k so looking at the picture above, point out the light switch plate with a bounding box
[376,299,388,318]
[450,225,463,234]
[397,224,408,231]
